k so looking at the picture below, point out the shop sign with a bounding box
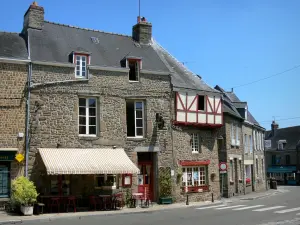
[0,151,16,161]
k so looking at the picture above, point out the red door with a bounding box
[138,162,153,200]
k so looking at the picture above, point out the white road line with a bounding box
[232,205,265,211]
[215,205,246,210]
[195,204,226,210]
[274,207,300,214]
[253,206,286,212]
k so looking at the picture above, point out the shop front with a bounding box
[35,148,140,212]
[267,166,297,185]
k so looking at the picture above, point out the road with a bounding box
[25,186,300,225]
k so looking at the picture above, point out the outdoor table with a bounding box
[132,193,143,207]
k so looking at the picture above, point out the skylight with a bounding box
[91,37,99,44]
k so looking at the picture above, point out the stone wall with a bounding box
[219,115,244,198]
[28,65,173,200]
[0,63,27,179]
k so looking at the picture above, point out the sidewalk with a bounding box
[0,200,222,224]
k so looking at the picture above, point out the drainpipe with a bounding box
[241,121,246,195]
[25,33,32,178]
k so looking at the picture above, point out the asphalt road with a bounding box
[25,186,300,225]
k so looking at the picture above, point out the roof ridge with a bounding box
[0,31,20,34]
[44,21,131,38]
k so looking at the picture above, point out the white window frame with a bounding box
[236,125,240,146]
[253,131,256,150]
[231,124,236,146]
[78,97,97,136]
[75,55,88,78]
[249,135,253,153]
[244,134,248,153]
[191,133,200,153]
[134,101,144,138]
[182,166,207,187]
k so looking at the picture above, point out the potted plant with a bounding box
[158,167,173,204]
[11,176,38,216]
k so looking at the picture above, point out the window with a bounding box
[128,60,140,81]
[95,174,117,188]
[245,165,251,185]
[191,133,200,153]
[272,155,276,165]
[249,135,253,153]
[236,126,240,146]
[253,131,256,150]
[182,167,207,187]
[126,101,144,137]
[244,134,248,153]
[286,155,290,165]
[79,98,97,135]
[197,95,205,111]
[230,160,234,182]
[231,124,236,146]
[50,176,70,195]
[256,159,259,177]
[75,55,87,78]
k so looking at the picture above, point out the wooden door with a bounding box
[138,162,153,200]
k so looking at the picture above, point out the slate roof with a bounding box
[226,92,241,102]
[151,40,219,94]
[265,126,300,151]
[0,32,28,59]
[28,21,169,72]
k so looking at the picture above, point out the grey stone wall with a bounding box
[28,65,173,200]
[0,63,27,179]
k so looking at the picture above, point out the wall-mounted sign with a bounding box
[122,174,132,187]
[15,153,24,163]
[0,151,17,161]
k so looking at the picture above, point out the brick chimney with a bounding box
[23,1,44,33]
[271,120,279,137]
[132,16,152,44]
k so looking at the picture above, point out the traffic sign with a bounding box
[219,162,227,171]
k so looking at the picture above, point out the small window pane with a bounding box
[136,119,143,127]
[89,117,96,125]
[82,71,86,77]
[79,116,86,125]
[76,71,80,76]
[82,56,86,62]
[76,56,80,61]
[135,102,143,110]
[136,110,142,119]
[76,61,80,65]
[79,99,86,107]
[136,128,143,136]
[79,107,86,116]
[79,126,86,134]
[89,126,96,135]
[89,99,96,107]
[82,62,86,66]
[89,108,96,116]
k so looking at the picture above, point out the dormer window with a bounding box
[72,52,90,78]
[278,140,287,150]
[121,57,142,82]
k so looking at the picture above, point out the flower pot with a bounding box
[20,205,33,216]
[159,197,173,204]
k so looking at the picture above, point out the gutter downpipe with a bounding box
[25,33,32,178]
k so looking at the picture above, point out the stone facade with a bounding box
[218,115,244,198]
[0,63,27,180]
[28,65,174,200]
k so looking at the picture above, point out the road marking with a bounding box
[215,205,246,210]
[195,204,226,209]
[232,205,265,211]
[274,207,300,214]
[253,206,286,212]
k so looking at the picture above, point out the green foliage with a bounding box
[11,176,38,207]
[159,167,172,198]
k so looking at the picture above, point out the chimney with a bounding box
[23,1,44,33]
[132,16,152,44]
[271,120,279,136]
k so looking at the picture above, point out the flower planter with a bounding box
[159,197,173,204]
[20,205,33,216]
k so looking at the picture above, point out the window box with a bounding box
[230,180,234,185]
[181,185,209,193]
[159,197,173,204]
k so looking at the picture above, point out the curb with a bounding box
[0,201,222,224]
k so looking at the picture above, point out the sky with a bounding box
[1,0,300,130]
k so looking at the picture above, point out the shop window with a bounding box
[182,166,207,187]
[50,176,70,196]
[94,174,117,189]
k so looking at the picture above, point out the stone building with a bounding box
[0,32,28,199]
[265,122,300,185]
[215,86,266,196]
[5,1,224,203]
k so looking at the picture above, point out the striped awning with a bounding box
[39,148,140,175]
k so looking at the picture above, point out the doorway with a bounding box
[0,163,10,198]
[137,152,154,200]
[234,159,238,194]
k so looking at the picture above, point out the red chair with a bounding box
[141,188,152,207]
[50,197,60,213]
[89,196,100,211]
[66,196,76,212]
[114,193,125,210]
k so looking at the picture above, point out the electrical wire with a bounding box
[259,116,300,124]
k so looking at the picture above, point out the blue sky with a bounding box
[1,0,300,129]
